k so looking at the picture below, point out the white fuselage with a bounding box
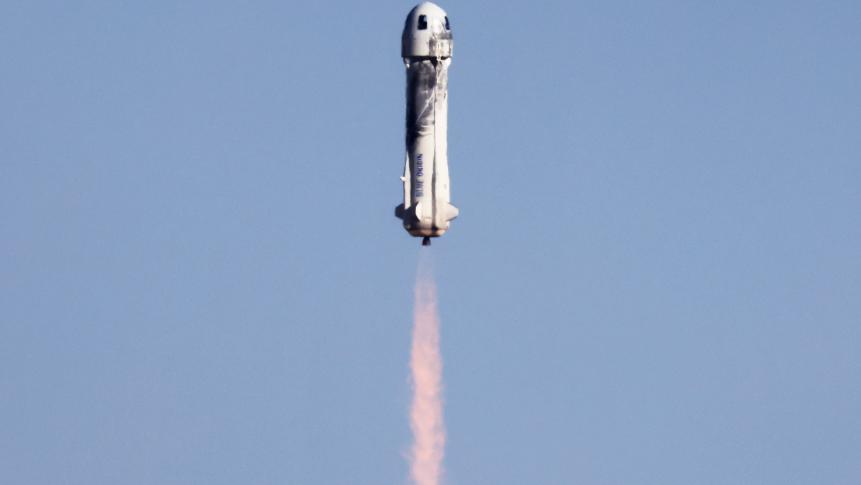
[396,3,458,239]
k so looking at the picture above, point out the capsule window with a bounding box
[417,15,427,30]
[445,16,450,30]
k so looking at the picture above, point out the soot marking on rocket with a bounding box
[428,31,453,57]
[405,60,449,147]
[405,60,444,147]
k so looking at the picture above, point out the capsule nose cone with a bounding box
[411,2,446,16]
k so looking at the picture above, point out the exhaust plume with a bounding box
[409,253,446,485]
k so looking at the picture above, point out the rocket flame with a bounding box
[409,254,446,485]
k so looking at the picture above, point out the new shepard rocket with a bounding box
[395,2,459,246]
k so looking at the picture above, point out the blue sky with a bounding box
[1,1,859,484]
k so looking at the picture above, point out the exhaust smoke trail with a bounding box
[409,253,446,485]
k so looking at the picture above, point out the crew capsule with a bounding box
[401,2,453,59]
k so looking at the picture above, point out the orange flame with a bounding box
[409,254,446,485]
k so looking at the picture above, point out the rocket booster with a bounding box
[395,2,459,245]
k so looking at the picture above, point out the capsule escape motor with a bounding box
[395,2,459,246]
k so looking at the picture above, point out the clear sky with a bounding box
[2,1,859,484]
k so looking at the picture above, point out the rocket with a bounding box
[395,2,459,247]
